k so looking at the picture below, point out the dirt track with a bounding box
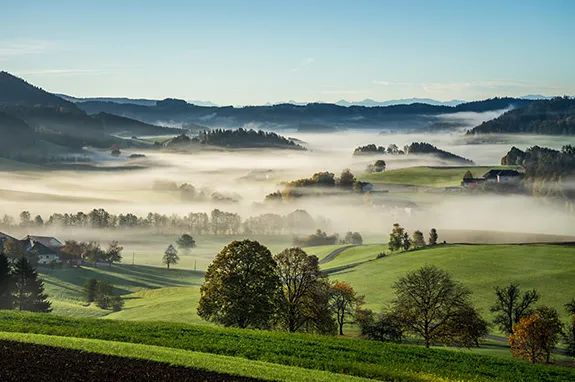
[0,340,265,382]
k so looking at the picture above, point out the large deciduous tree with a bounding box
[509,306,564,363]
[391,265,484,348]
[388,223,405,252]
[176,234,196,255]
[490,283,540,335]
[329,280,364,335]
[104,241,123,268]
[162,244,179,269]
[12,257,51,313]
[198,240,280,329]
[3,238,24,263]
[274,247,333,333]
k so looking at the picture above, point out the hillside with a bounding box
[75,96,535,129]
[93,112,184,136]
[324,244,575,323]
[1,311,574,381]
[469,97,575,135]
[0,71,76,108]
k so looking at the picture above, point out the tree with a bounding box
[490,283,540,335]
[388,223,404,252]
[337,169,356,189]
[357,309,403,343]
[104,241,123,267]
[198,240,280,329]
[33,215,44,226]
[391,265,480,348]
[274,247,332,333]
[83,278,98,303]
[12,257,51,312]
[83,241,103,268]
[176,234,196,255]
[412,230,426,249]
[3,238,24,263]
[444,305,490,348]
[341,231,363,245]
[0,253,14,309]
[428,228,438,246]
[509,307,564,363]
[463,170,474,180]
[329,280,364,335]
[19,211,31,227]
[59,240,83,265]
[162,244,179,269]
[94,280,115,309]
[565,298,575,357]
[401,231,411,251]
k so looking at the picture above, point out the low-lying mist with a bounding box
[0,130,573,244]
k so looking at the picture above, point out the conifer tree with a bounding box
[0,253,14,309]
[12,257,51,312]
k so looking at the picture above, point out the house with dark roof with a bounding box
[21,235,62,265]
[482,169,523,183]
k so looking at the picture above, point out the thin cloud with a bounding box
[290,57,315,73]
[0,40,58,58]
[16,68,118,77]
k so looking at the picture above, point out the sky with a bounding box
[1,0,574,105]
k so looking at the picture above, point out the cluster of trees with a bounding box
[353,142,473,165]
[293,229,339,247]
[500,145,575,201]
[167,129,306,150]
[490,283,575,364]
[469,96,575,135]
[340,231,363,245]
[153,180,242,204]
[83,278,123,311]
[365,160,387,173]
[58,240,123,268]
[267,169,368,201]
[197,240,363,335]
[1,208,329,236]
[0,254,51,312]
[388,224,438,252]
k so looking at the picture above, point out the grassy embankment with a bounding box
[0,311,574,381]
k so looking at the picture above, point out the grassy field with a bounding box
[359,165,517,187]
[0,332,364,382]
[324,244,575,322]
[0,311,573,381]
[321,244,387,270]
[40,265,204,318]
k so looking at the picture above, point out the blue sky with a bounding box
[1,0,574,105]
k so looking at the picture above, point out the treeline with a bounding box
[266,169,371,201]
[2,208,329,236]
[153,181,242,204]
[166,128,306,150]
[500,144,575,199]
[353,142,474,164]
[469,96,575,135]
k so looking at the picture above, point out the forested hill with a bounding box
[468,96,575,135]
[75,96,535,129]
[0,71,76,109]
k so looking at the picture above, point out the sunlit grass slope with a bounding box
[40,265,204,317]
[1,311,574,382]
[326,244,575,321]
[359,165,516,187]
[0,332,366,382]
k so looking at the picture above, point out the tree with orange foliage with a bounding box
[329,280,364,335]
[509,306,563,364]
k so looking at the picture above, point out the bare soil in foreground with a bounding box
[0,340,264,382]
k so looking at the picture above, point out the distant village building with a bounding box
[461,169,523,188]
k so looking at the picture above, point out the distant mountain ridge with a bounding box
[59,94,218,107]
[335,98,466,107]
